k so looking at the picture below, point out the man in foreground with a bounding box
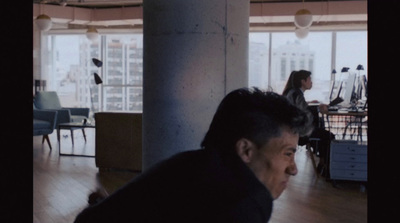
[75,87,312,223]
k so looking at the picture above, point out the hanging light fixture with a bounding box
[86,27,99,41]
[294,0,313,29]
[35,14,52,31]
[86,8,99,41]
[295,27,309,39]
[294,9,313,28]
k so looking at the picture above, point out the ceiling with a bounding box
[33,0,367,31]
[34,0,365,9]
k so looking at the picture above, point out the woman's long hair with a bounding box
[282,71,297,96]
[282,70,312,96]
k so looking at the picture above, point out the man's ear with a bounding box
[235,138,256,164]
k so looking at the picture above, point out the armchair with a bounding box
[34,91,90,145]
[34,91,90,126]
[33,109,57,150]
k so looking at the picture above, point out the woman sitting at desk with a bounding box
[283,70,334,175]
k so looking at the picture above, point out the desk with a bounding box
[57,122,96,157]
[324,110,368,182]
[324,110,367,142]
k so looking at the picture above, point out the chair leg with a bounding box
[70,129,74,145]
[82,129,87,142]
[306,143,319,177]
[42,135,52,150]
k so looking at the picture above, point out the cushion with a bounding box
[34,91,62,110]
[33,119,51,130]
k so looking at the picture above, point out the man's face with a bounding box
[243,128,299,199]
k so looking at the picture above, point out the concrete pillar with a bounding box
[143,0,249,170]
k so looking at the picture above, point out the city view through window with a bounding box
[249,31,367,103]
[42,31,366,115]
[42,34,143,116]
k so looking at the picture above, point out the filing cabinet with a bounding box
[329,140,367,181]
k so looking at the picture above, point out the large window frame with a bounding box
[249,30,367,103]
[40,29,367,115]
[40,30,143,116]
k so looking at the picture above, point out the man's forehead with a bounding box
[264,130,299,152]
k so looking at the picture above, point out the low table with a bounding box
[57,122,96,157]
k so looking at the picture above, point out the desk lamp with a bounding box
[87,58,104,121]
[341,67,350,72]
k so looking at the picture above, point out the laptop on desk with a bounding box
[329,96,344,107]
[328,96,343,111]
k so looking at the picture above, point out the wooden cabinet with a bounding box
[95,112,142,172]
[329,141,367,181]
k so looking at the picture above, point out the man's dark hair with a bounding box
[201,87,313,154]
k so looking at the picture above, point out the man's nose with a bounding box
[287,160,298,176]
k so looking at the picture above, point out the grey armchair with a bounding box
[33,109,57,150]
[34,91,90,126]
[34,91,90,145]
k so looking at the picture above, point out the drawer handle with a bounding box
[347,147,356,152]
[349,157,355,160]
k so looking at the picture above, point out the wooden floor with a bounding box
[33,129,367,223]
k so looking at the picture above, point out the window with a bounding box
[102,34,143,112]
[41,33,143,116]
[249,33,270,90]
[335,31,368,86]
[41,30,366,115]
[249,31,367,103]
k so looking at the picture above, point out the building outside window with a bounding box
[41,33,143,117]
[249,31,367,104]
[41,30,366,115]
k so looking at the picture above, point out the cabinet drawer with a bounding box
[330,144,367,155]
[330,161,367,171]
[330,169,367,181]
[331,153,367,162]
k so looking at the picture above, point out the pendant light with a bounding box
[295,27,309,39]
[294,1,313,29]
[86,27,99,41]
[36,14,52,31]
[35,4,52,31]
[86,9,99,41]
